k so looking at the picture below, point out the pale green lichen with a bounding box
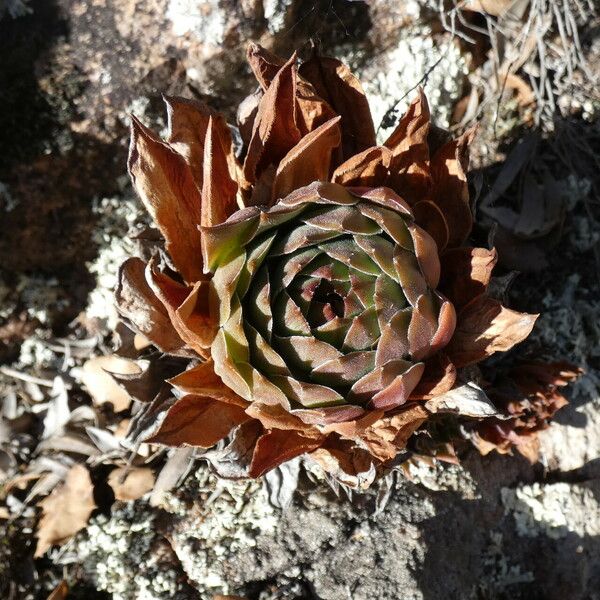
[86,194,146,327]
[76,503,186,600]
[501,482,600,539]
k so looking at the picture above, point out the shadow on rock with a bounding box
[416,451,600,600]
[0,1,125,334]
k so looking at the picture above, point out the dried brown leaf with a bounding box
[115,257,185,354]
[430,129,475,248]
[201,115,239,230]
[272,116,341,202]
[108,467,155,501]
[300,51,376,159]
[81,355,140,412]
[248,428,323,478]
[147,263,216,357]
[384,89,432,205]
[35,464,96,557]
[425,383,501,417]
[310,440,377,489]
[448,296,538,367]
[164,95,215,191]
[332,146,391,187]
[128,116,203,282]
[243,54,302,190]
[439,247,498,310]
[146,395,249,448]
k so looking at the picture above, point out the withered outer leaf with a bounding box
[168,358,248,406]
[332,146,391,187]
[249,429,324,478]
[247,42,284,90]
[384,88,432,206]
[243,54,302,192]
[129,116,203,283]
[411,353,457,399]
[146,394,250,448]
[164,95,215,191]
[430,128,476,248]
[425,383,501,417]
[201,115,239,233]
[358,404,429,462]
[439,247,498,309]
[447,296,538,367]
[35,464,96,557]
[299,50,377,160]
[115,257,185,354]
[271,116,342,202]
[310,439,377,489]
[247,43,337,137]
[146,261,216,357]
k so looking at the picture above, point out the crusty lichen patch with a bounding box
[404,459,478,499]
[479,531,535,591]
[501,482,600,539]
[76,503,186,600]
[86,193,147,327]
[164,466,278,595]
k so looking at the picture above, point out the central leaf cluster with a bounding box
[206,183,447,417]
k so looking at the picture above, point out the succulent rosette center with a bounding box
[205,181,456,424]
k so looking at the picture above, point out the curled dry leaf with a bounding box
[35,464,96,557]
[146,395,250,448]
[448,297,538,367]
[80,355,141,412]
[108,466,155,501]
[128,117,204,283]
[116,257,185,353]
[425,383,501,417]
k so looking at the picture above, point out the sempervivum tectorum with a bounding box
[116,44,572,488]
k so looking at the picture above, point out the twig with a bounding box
[0,366,56,388]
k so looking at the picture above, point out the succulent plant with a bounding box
[116,44,574,488]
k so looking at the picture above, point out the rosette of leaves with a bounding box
[116,44,572,488]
